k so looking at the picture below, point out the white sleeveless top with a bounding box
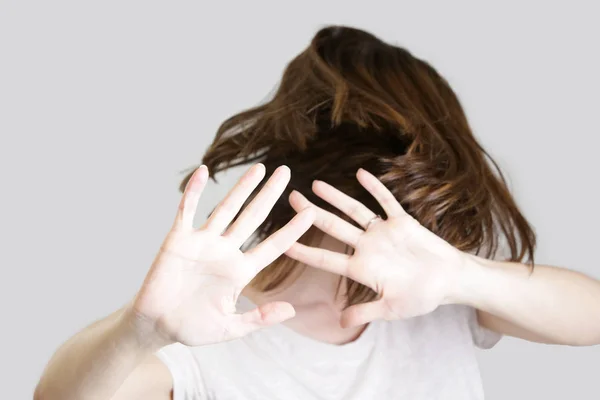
[155,297,501,400]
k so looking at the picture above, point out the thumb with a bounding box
[225,301,296,339]
[340,300,387,328]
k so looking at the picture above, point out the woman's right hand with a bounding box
[130,163,314,347]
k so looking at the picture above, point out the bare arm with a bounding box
[455,258,600,346]
[284,168,600,347]
[35,164,315,399]
[34,305,172,400]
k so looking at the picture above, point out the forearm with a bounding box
[35,305,170,400]
[450,256,600,346]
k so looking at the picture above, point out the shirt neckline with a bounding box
[238,296,379,360]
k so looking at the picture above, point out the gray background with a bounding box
[1,1,599,399]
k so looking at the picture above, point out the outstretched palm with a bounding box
[286,168,467,328]
[132,164,314,346]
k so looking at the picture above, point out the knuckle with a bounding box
[219,199,235,214]
[318,251,327,266]
[322,217,335,231]
[383,194,396,206]
[348,203,361,217]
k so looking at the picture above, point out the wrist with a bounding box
[443,252,495,307]
[117,304,175,353]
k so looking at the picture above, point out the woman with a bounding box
[35,25,600,400]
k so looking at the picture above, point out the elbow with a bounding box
[33,381,58,400]
[568,322,600,346]
[569,335,600,347]
[552,331,600,347]
[33,384,45,400]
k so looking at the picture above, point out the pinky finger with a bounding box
[225,301,296,339]
[174,165,209,230]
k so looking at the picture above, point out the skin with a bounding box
[35,164,316,400]
[35,164,600,400]
[284,168,600,346]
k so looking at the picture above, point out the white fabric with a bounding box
[155,297,501,400]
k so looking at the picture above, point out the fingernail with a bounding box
[276,165,291,178]
[252,163,266,176]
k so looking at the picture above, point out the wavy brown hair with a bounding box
[180,25,536,306]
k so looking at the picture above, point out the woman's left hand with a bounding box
[286,168,469,328]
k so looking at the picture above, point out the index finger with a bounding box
[285,242,374,289]
[244,207,316,274]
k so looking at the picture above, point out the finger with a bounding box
[289,190,362,247]
[223,166,291,246]
[245,207,316,273]
[225,301,296,339]
[284,242,351,277]
[202,164,266,234]
[356,168,405,218]
[174,165,209,230]
[312,180,377,229]
[340,300,387,328]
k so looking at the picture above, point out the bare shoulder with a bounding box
[111,354,173,400]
